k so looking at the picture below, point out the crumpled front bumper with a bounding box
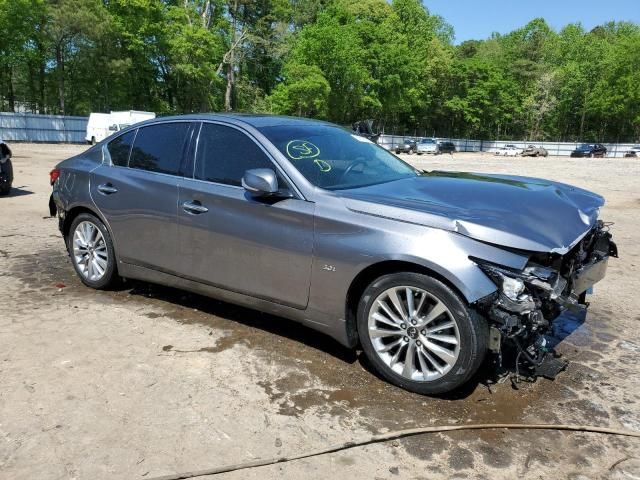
[478,221,617,366]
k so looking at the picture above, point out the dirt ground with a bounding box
[0,144,639,479]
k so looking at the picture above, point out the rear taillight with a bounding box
[50,168,60,185]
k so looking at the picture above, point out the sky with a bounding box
[426,0,640,43]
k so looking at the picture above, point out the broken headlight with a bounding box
[477,263,527,301]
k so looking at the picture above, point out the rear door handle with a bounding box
[97,183,118,195]
[182,200,208,214]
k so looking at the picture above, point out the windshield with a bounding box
[420,139,435,144]
[578,144,593,150]
[258,125,418,190]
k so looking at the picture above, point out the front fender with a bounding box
[307,206,530,330]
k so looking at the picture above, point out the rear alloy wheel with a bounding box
[67,213,118,289]
[357,273,487,395]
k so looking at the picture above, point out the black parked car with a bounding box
[395,138,417,154]
[438,141,456,154]
[0,140,13,195]
[570,143,607,158]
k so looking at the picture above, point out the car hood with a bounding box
[339,171,604,254]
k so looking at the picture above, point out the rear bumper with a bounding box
[49,193,58,217]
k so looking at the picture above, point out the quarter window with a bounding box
[195,124,274,186]
[107,131,135,167]
[129,123,190,175]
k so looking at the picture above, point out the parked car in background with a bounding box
[86,110,156,144]
[0,139,13,195]
[438,141,456,154]
[417,139,456,155]
[377,135,395,151]
[49,114,617,395]
[624,145,640,157]
[417,138,438,155]
[395,138,417,154]
[495,144,522,156]
[570,143,607,158]
[520,145,548,157]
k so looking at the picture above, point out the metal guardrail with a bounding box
[0,112,88,143]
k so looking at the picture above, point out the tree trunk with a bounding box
[7,66,15,112]
[27,61,38,112]
[578,91,588,141]
[38,52,46,113]
[224,62,234,111]
[201,0,211,28]
[224,0,238,112]
[56,44,65,114]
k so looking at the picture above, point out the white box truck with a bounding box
[86,110,155,144]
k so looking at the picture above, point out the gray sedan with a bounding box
[50,114,617,395]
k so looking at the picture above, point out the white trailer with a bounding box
[85,110,155,144]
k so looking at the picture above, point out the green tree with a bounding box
[267,63,330,116]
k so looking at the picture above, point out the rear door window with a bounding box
[194,123,275,186]
[107,131,135,167]
[129,122,190,175]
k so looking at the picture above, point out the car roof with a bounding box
[132,113,335,129]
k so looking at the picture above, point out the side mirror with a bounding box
[242,168,279,196]
[108,124,118,131]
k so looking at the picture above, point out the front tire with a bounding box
[357,273,488,395]
[67,213,118,289]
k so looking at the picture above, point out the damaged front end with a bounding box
[475,221,618,378]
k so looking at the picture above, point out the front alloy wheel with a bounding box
[367,286,460,381]
[357,273,487,395]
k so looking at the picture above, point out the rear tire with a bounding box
[357,273,488,395]
[67,213,118,289]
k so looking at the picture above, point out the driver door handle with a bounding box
[182,200,208,214]
[97,183,118,195]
